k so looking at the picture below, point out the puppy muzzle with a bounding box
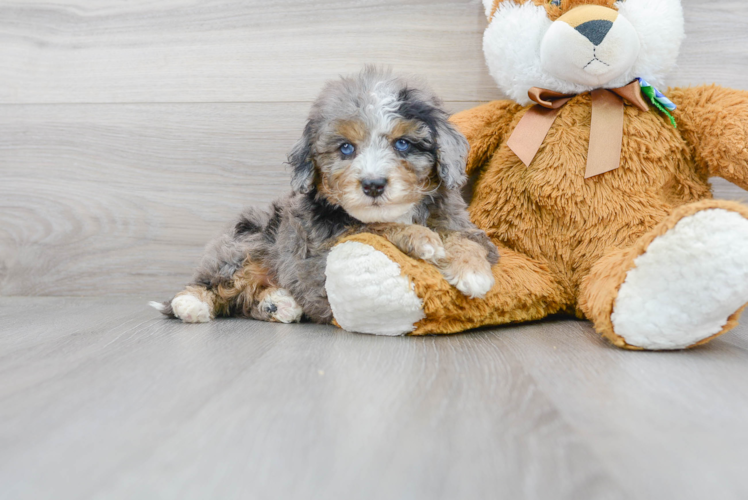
[361,177,388,198]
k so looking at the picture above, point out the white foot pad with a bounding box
[264,289,303,323]
[612,209,748,350]
[171,295,211,323]
[325,241,425,336]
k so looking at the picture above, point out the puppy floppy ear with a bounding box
[435,119,469,190]
[288,122,316,194]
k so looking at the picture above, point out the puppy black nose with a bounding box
[361,178,387,198]
[575,19,613,46]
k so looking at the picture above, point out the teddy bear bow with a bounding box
[507,80,650,178]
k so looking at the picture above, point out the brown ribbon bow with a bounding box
[506,80,649,178]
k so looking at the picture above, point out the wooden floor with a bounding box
[2,297,748,500]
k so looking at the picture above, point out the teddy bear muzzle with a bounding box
[540,4,641,87]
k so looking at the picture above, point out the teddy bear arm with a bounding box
[326,233,566,336]
[449,100,522,175]
[670,85,748,190]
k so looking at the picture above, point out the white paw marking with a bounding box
[613,209,748,350]
[417,240,446,264]
[445,266,495,299]
[171,295,211,324]
[264,289,303,323]
[420,244,436,260]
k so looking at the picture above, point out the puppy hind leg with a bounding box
[216,259,275,319]
[251,287,303,324]
[154,259,274,324]
[215,258,302,323]
[159,285,217,323]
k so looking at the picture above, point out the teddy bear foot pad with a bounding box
[611,208,748,350]
[326,241,425,335]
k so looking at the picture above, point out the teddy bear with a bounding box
[323,0,748,350]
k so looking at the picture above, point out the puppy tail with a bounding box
[149,300,175,318]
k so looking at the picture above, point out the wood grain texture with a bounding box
[0,103,303,296]
[504,322,748,500]
[2,297,748,499]
[673,0,748,90]
[0,0,746,104]
[0,101,478,296]
[1,102,746,296]
[0,0,498,104]
[1,0,748,296]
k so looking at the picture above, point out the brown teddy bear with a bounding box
[324,0,748,350]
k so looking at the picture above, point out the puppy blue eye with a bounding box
[394,139,410,152]
[340,143,355,156]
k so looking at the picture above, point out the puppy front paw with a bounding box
[440,235,495,298]
[445,266,495,299]
[407,227,446,265]
[171,294,212,323]
[415,237,446,264]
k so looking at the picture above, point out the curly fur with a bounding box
[483,0,684,104]
[154,68,497,324]
[324,0,748,351]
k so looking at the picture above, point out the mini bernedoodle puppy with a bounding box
[152,68,498,325]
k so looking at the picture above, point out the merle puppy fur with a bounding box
[153,68,498,325]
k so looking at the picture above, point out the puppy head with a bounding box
[288,67,468,223]
[482,0,684,104]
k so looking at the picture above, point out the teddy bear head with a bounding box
[482,0,685,104]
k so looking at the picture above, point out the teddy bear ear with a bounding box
[483,0,500,21]
[484,0,523,21]
[616,0,684,89]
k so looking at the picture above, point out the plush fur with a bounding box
[482,0,684,104]
[324,0,748,350]
[152,68,497,325]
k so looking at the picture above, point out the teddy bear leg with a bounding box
[580,200,748,350]
[325,233,566,336]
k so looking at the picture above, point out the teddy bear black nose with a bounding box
[575,19,613,46]
[361,178,388,198]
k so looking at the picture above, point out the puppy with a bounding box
[152,67,498,324]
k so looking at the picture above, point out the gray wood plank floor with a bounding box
[2,297,748,500]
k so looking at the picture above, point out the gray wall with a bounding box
[1,0,747,297]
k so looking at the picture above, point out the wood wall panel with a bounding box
[1,0,746,104]
[0,0,498,104]
[1,0,747,296]
[2,102,746,296]
[0,103,303,296]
